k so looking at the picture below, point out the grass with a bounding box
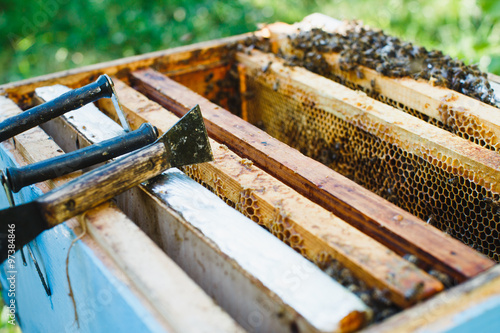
[0,0,499,85]
[0,297,21,333]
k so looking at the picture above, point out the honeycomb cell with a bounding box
[244,72,500,261]
[237,188,263,226]
[267,209,305,253]
[182,165,238,209]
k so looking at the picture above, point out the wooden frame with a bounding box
[363,264,500,333]
[129,68,493,281]
[35,85,373,332]
[96,79,444,308]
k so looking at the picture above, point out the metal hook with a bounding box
[103,74,131,133]
[1,170,15,207]
[20,248,27,266]
[27,243,51,296]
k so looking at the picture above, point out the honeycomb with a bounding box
[325,72,500,152]
[268,208,305,254]
[243,68,500,262]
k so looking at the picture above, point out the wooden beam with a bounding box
[129,67,494,282]
[25,91,244,333]
[37,85,374,332]
[98,78,445,308]
[266,19,500,152]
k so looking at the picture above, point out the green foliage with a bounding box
[0,296,21,333]
[0,0,498,83]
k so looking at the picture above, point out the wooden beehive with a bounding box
[0,13,499,333]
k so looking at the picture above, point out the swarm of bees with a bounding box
[322,258,400,322]
[283,23,497,107]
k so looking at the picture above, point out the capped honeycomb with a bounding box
[242,67,500,262]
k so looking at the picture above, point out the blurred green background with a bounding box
[1,0,500,85]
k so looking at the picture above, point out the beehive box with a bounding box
[1,13,499,333]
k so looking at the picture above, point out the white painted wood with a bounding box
[35,85,124,152]
[146,168,371,332]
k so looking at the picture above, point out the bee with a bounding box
[347,284,359,293]
[273,80,280,92]
[339,268,356,285]
[379,308,397,320]
[241,90,255,99]
[484,197,500,214]
[204,82,214,95]
[372,288,392,306]
[359,292,372,305]
[428,269,454,288]
[404,281,425,302]
[244,44,255,55]
[356,68,365,79]
[402,254,419,265]
[262,61,272,73]
[386,186,398,204]
[204,72,214,83]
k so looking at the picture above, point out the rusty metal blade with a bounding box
[160,104,213,168]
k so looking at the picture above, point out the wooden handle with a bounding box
[38,141,169,226]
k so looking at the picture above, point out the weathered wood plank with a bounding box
[114,171,373,333]
[362,264,500,333]
[266,18,500,152]
[7,94,244,333]
[97,79,445,308]
[129,68,494,282]
[0,96,79,191]
[236,50,500,261]
[37,85,374,332]
[84,204,244,333]
[0,96,172,332]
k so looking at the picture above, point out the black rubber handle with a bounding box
[5,123,158,192]
[0,75,114,142]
